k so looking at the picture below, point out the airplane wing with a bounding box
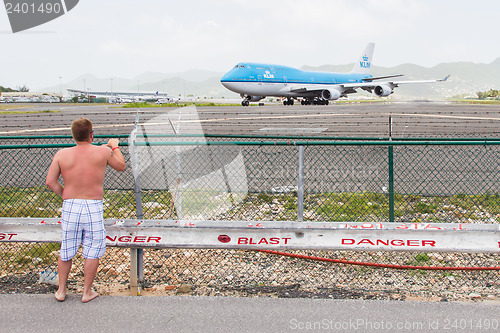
[282,74,450,100]
[343,74,450,89]
[341,74,450,95]
[288,75,450,94]
[362,74,404,82]
[390,74,451,85]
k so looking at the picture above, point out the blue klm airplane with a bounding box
[221,43,449,106]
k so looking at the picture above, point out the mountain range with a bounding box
[39,59,500,100]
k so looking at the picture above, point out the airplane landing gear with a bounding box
[241,96,251,106]
[283,98,294,106]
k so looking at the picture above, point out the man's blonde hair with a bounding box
[71,118,93,142]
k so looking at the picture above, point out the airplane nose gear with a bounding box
[241,96,251,106]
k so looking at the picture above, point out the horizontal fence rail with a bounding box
[1,218,499,253]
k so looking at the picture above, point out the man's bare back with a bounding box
[54,144,109,199]
[46,139,125,200]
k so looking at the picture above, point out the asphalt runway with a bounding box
[1,102,500,137]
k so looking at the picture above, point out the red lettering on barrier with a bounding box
[343,223,385,229]
[269,237,280,245]
[133,236,146,243]
[105,235,162,243]
[424,224,443,230]
[358,239,375,246]
[118,236,132,242]
[422,240,436,247]
[396,223,445,230]
[147,237,161,243]
[453,224,466,230]
[0,233,17,241]
[237,237,291,245]
[391,239,405,246]
[342,238,436,247]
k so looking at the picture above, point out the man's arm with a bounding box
[46,152,64,196]
[106,139,126,172]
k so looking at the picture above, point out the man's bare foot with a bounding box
[54,289,67,302]
[81,290,99,303]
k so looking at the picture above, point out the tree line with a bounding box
[477,89,500,99]
[0,85,29,93]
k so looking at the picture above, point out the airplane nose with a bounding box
[220,80,240,94]
[220,80,234,91]
[221,68,243,93]
[220,71,233,82]
[220,71,236,89]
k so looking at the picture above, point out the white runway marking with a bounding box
[2,110,500,135]
[257,128,328,134]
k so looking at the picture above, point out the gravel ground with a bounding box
[1,247,499,303]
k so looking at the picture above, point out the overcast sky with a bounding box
[1,0,499,90]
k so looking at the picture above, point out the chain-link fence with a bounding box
[0,135,499,301]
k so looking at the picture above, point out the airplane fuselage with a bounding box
[221,62,370,99]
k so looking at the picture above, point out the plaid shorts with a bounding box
[60,199,106,261]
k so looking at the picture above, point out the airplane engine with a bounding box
[374,84,393,97]
[321,89,341,100]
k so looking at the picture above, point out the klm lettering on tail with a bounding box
[360,55,370,69]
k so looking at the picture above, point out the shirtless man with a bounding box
[46,118,126,303]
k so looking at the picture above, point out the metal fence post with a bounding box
[388,145,395,222]
[129,112,144,296]
[297,145,304,222]
[388,116,395,222]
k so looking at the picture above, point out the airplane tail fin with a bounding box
[350,43,375,74]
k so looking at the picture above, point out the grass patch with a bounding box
[0,187,136,219]
[122,101,240,108]
[0,110,60,115]
[312,192,392,222]
[0,105,30,111]
[1,186,500,223]
[451,99,500,105]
